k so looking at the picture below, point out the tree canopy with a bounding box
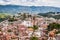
[32,25,38,30]
[8,18,17,22]
[55,30,60,34]
[30,36,38,40]
[0,13,11,22]
[47,23,60,31]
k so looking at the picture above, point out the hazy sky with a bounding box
[0,0,60,7]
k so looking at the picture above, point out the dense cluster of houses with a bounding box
[0,13,60,40]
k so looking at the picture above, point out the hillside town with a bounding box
[0,13,60,40]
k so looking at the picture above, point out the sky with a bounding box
[0,0,60,7]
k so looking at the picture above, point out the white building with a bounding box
[21,20,33,27]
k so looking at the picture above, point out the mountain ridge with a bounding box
[0,5,60,14]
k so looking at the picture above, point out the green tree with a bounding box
[33,25,38,30]
[32,25,38,35]
[55,30,60,34]
[30,36,38,40]
[8,29,12,32]
[0,13,11,22]
[8,18,17,22]
[47,23,60,31]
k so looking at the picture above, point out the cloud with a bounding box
[0,0,60,7]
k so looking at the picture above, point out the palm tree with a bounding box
[32,25,38,35]
[31,15,38,35]
[33,15,35,26]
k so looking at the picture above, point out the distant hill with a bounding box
[0,5,60,14]
[38,12,60,19]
